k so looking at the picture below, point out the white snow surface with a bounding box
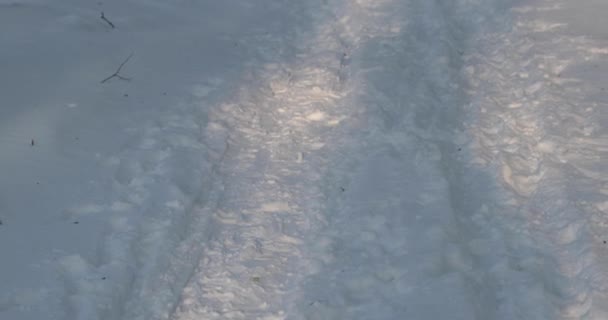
[1,0,608,319]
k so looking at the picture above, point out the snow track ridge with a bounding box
[465,1,608,317]
[168,4,352,320]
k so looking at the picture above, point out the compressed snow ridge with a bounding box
[464,0,608,318]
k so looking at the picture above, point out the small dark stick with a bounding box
[100,12,115,29]
[31,139,35,146]
[101,53,134,84]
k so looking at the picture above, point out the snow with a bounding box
[1,0,607,319]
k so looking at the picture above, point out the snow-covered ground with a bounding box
[1,0,607,319]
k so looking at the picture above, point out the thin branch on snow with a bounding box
[101,53,134,84]
[100,12,115,29]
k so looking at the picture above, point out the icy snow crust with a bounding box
[1,0,608,319]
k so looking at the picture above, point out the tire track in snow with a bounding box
[294,0,497,318]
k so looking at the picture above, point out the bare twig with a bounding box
[101,53,134,84]
[100,12,115,29]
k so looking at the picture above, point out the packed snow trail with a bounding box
[3,0,608,319]
[119,0,497,318]
[144,0,510,319]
